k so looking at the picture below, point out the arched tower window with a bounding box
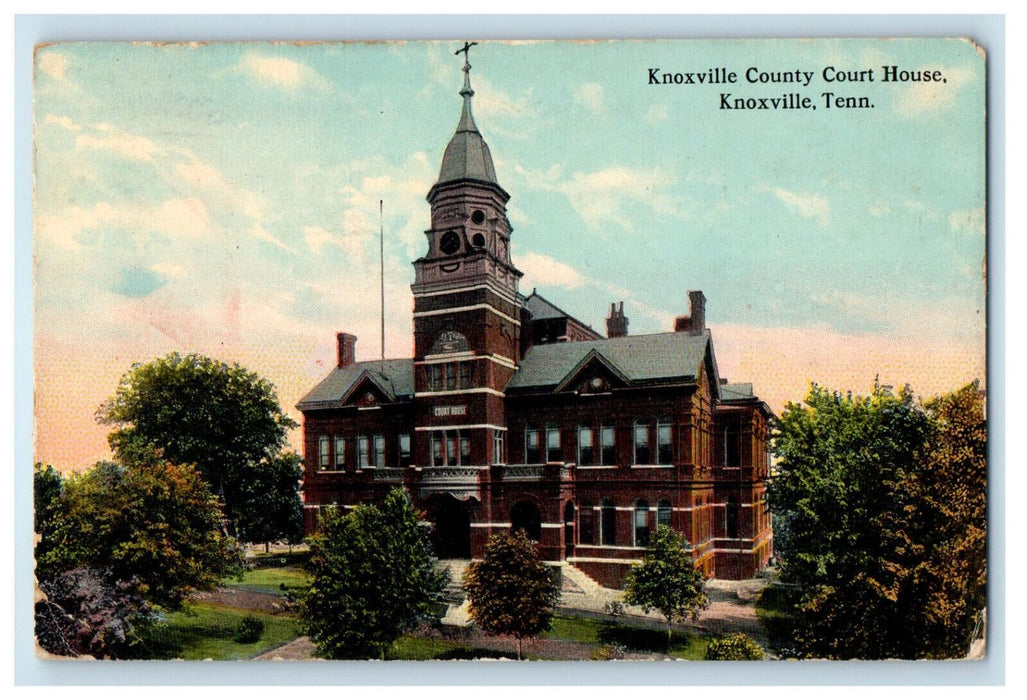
[657,499,672,530]
[634,499,650,547]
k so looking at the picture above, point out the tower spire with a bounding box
[455,41,479,134]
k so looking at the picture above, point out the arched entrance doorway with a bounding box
[510,501,542,542]
[426,494,473,558]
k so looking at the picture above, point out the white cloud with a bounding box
[472,76,541,123]
[948,207,985,237]
[763,185,831,227]
[239,53,327,91]
[35,197,212,250]
[517,164,680,231]
[172,153,267,221]
[37,51,69,81]
[151,262,187,279]
[646,103,669,124]
[573,83,605,115]
[894,66,976,117]
[75,130,159,162]
[43,114,81,131]
[250,223,294,253]
[518,251,586,290]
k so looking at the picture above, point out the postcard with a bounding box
[32,37,987,664]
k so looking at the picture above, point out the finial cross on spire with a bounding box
[455,41,478,67]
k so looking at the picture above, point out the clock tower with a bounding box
[411,44,523,468]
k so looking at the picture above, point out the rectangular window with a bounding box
[318,435,330,469]
[658,422,673,465]
[459,362,472,389]
[446,363,457,390]
[546,426,561,463]
[429,364,441,391]
[334,436,346,470]
[634,423,651,465]
[493,430,505,465]
[399,434,411,467]
[601,426,615,465]
[525,428,541,464]
[578,426,595,466]
[432,433,444,466]
[460,431,471,465]
[725,426,740,467]
[446,433,459,465]
[372,434,384,468]
[358,436,370,468]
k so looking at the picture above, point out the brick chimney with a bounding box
[336,333,357,368]
[674,290,706,334]
[606,302,629,338]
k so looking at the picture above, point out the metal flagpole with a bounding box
[380,199,385,370]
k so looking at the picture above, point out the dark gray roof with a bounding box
[720,383,755,401]
[507,331,713,391]
[436,94,499,187]
[524,292,571,321]
[296,359,414,411]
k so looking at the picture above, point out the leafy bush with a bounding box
[704,633,765,660]
[590,643,626,660]
[234,615,265,644]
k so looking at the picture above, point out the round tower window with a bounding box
[471,209,486,225]
[472,233,486,248]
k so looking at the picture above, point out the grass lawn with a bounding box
[143,602,302,660]
[755,584,801,654]
[223,566,311,594]
[545,614,711,660]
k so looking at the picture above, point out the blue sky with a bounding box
[33,39,986,470]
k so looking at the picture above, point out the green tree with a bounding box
[768,382,986,659]
[97,353,300,538]
[300,488,448,659]
[623,525,709,649]
[463,530,561,659]
[34,463,68,577]
[232,452,304,550]
[35,451,240,609]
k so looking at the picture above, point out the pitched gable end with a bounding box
[340,371,396,407]
[554,349,631,394]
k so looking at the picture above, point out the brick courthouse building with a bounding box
[298,53,773,587]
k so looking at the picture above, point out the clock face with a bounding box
[440,231,461,255]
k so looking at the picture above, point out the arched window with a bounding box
[657,499,672,529]
[511,501,542,542]
[579,500,595,545]
[600,499,616,546]
[634,499,650,547]
[633,420,651,465]
[657,418,673,465]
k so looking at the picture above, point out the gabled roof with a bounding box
[553,348,632,393]
[523,290,602,336]
[507,330,716,392]
[296,359,414,411]
[720,383,755,401]
[523,291,570,321]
